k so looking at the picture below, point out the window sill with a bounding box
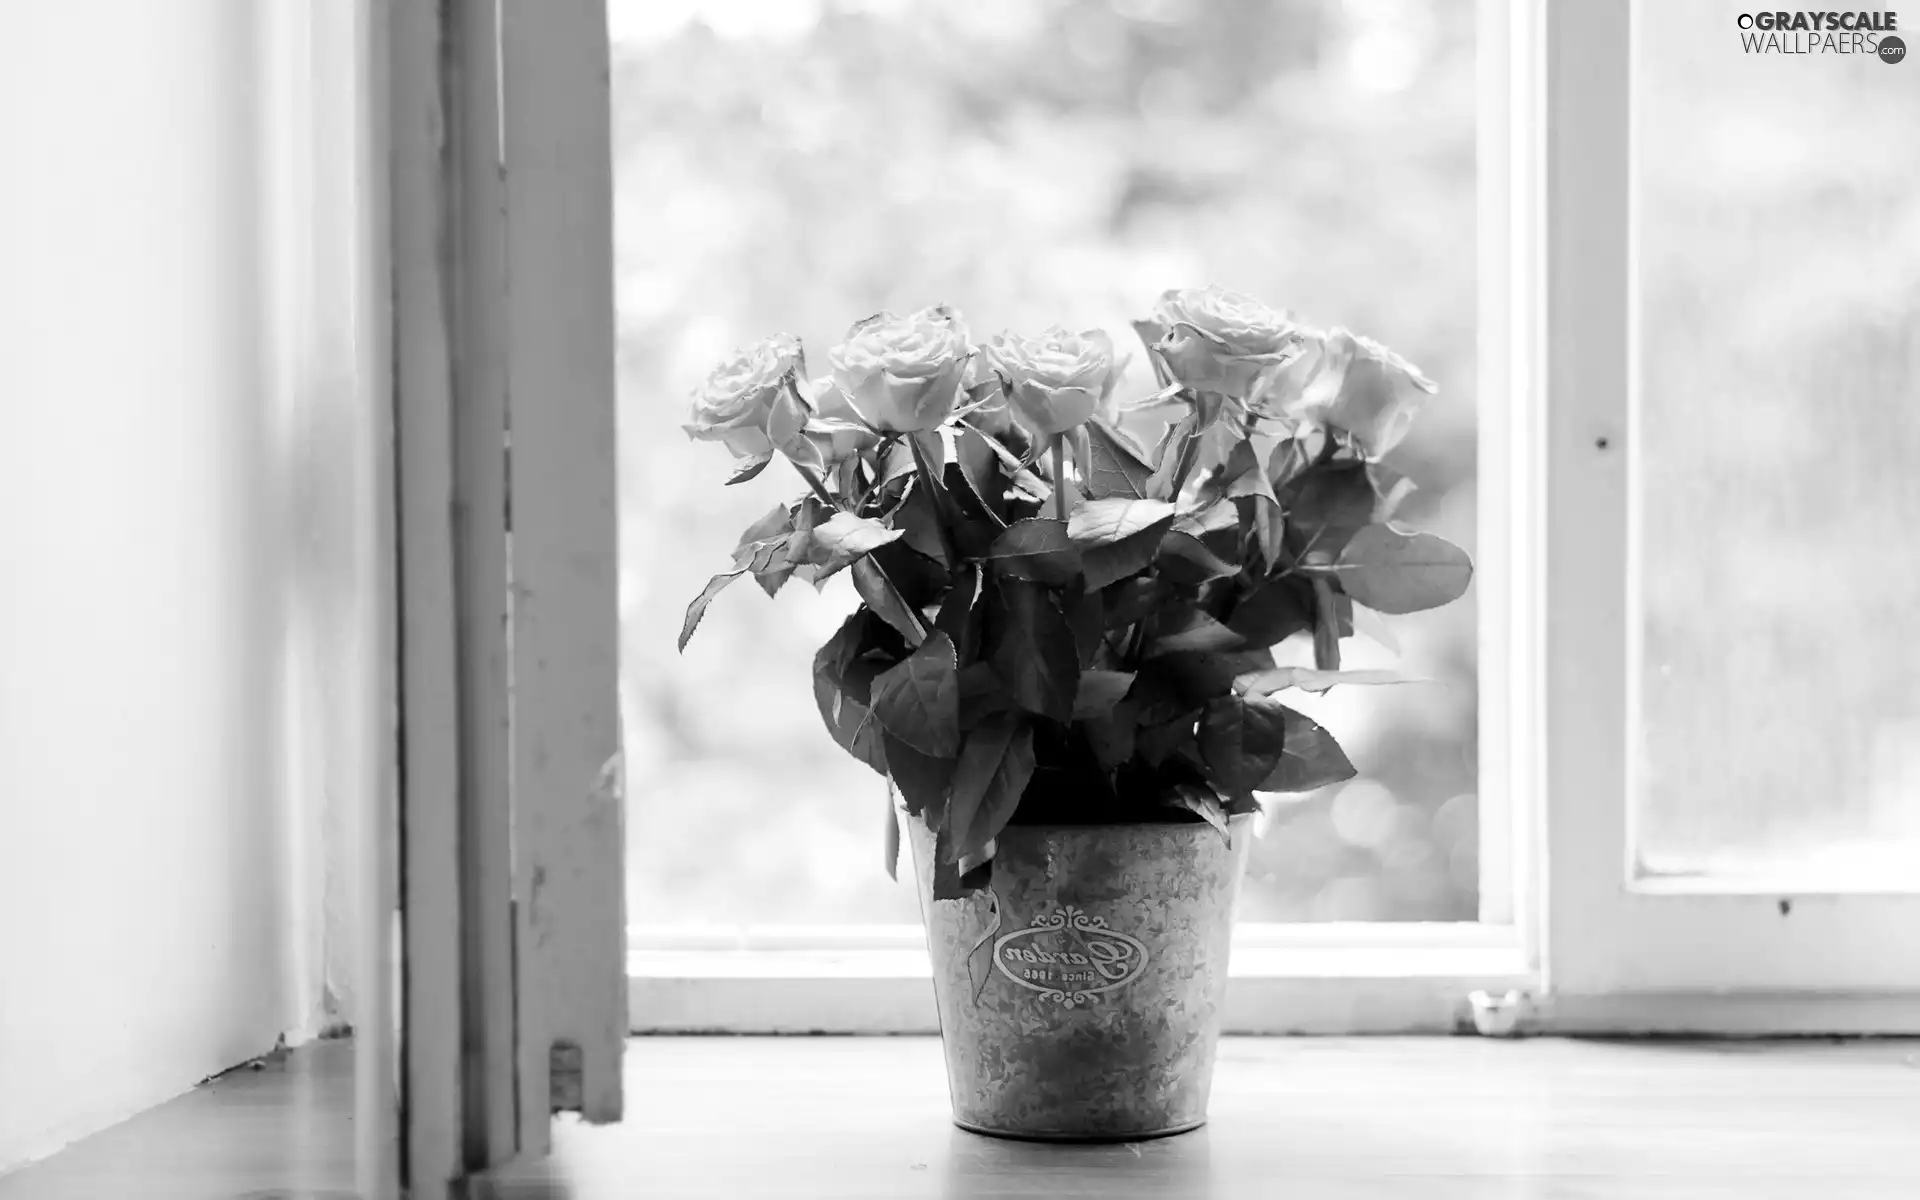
[628,927,1531,1035]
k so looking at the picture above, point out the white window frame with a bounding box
[1539,0,1920,1012]
[479,0,1920,1038]
[626,0,1543,1035]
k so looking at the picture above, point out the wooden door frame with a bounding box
[380,0,624,1193]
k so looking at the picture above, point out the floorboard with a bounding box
[3,1037,1916,1199]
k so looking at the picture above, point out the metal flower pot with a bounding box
[906,813,1254,1142]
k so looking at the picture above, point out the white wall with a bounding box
[0,1,384,1173]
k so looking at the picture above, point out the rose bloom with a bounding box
[682,332,803,459]
[982,326,1120,439]
[1286,327,1436,457]
[1150,285,1305,400]
[827,305,972,434]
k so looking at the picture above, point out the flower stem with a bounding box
[1051,434,1068,523]
[789,457,839,512]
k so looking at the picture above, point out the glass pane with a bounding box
[613,0,1480,925]
[1634,2,1920,879]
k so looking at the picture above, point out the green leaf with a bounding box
[905,432,979,560]
[1167,783,1232,844]
[781,496,833,562]
[942,462,1005,559]
[743,536,791,574]
[756,501,818,597]
[1239,494,1286,569]
[957,660,1014,727]
[1137,710,1199,766]
[870,632,960,758]
[1257,706,1357,794]
[1064,579,1105,668]
[1267,436,1308,492]
[1156,530,1238,586]
[983,518,1082,586]
[1198,693,1290,793]
[1331,524,1475,615]
[893,478,949,565]
[1283,461,1377,560]
[677,567,750,652]
[1103,576,1176,631]
[1234,666,1430,696]
[953,424,1009,528]
[1222,792,1264,817]
[814,674,887,775]
[1172,497,1239,539]
[1140,647,1277,708]
[866,539,949,607]
[1075,495,1175,541]
[934,564,985,662]
[1068,498,1178,590]
[1227,578,1314,647]
[812,611,893,775]
[1082,699,1139,769]
[986,576,1079,724]
[1145,411,1201,500]
[851,556,926,646]
[1082,417,1155,500]
[930,824,972,899]
[960,418,1034,474]
[884,731,955,831]
[877,438,917,486]
[1145,610,1244,657]
[735,503,795,555]
[804,512,906,581]
[726,451,774,485]
[1224,439,1277,506]
[947,713,1037,861]
[1072,669,1136,719]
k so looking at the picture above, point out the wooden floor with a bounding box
[3,1037,1917,1199]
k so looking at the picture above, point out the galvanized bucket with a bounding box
[906,813,1253,1142]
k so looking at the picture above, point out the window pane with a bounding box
[1634,3,1920,879]
[613,0,1479,925]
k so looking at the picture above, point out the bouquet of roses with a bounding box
[680,285,1471,896]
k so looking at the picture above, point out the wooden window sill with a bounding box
[5,1036,1918,1198]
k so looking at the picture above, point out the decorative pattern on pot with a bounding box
[992,905,1149,1006]
[907,816,1254,1142]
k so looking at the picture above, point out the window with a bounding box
[526,0,1920,1032]
[613,0,1495,945]
[1542,0,1920,1004]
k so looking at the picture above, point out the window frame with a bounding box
[625,0,1542,1033]
[1538,0,1920,1005]
[487,0,1920,1038]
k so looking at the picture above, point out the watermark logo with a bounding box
[1736,10,1903,58]
[993,905,1149,1007]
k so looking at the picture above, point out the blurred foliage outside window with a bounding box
[612,0,1481,925]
